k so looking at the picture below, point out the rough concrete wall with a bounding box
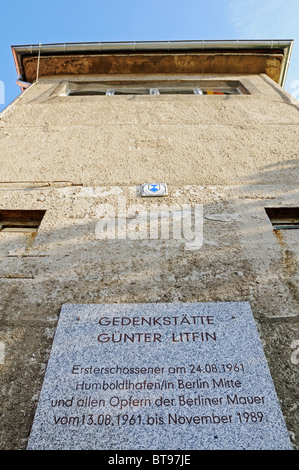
[0,74,298,449]
[0,74,299,186]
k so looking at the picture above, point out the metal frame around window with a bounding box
[62,80,250,97]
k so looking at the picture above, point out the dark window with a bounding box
[0,210,46,233]
[265,207,299,230]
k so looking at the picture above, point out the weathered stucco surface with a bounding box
[0,73,298,449]
[22,52,284,84]
[1,74,299,186]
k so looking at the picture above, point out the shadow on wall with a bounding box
[0,157,298,320]
[248,159,299,187]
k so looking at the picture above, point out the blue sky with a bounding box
[0,0,298,111]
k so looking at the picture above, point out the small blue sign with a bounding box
[141,183,168,197]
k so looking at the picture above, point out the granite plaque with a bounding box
[27,302,292,450]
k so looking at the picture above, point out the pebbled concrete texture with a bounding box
[0,73,298,449]
[1,74,299,186]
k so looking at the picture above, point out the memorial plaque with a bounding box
[27,302,292,450]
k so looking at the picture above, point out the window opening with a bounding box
[158,87,197,95]
[0,210,46,233]
[63,80,249,97]
[201,87,242,95]
[265,207,299,230]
